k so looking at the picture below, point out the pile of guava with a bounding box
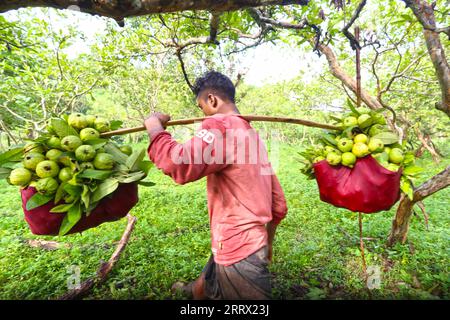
[299,103,423,199]
[0,113,153,235]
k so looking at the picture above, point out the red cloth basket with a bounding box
[20,183,138,235]
[312,155,402,213]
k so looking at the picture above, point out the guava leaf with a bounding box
[400,179,414,200]
[110,120,123,131]
[320,133,337,146]
[138,161,153,175]
[83,138,108,149]
[26,193,54,210]
[54,182,67,204]
[0,167,12,179]
[50,118,79,138]
[59,202,82,236]
[370,132,399,145]
[104,143,128,165]
[91,178,119,203]
[50,203,74,213]
[81,185,90,212]
[78,169,113,180]
[0,147,23,165]
[126,148,146,172]
[346,98,359,116]
[137,181,156,187]
[116,171,146,183]
[63,184,83,198]
[403,166,423,176]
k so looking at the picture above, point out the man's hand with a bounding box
[144,112,171,140]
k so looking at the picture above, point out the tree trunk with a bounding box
[402,0,450,116]
[0,0,308,18]
[387,165,450,246]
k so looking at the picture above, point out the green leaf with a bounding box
[83,138,108,149]
[138,161,153,175]
[400,179,414,200]
[116,171,146,184]
[78,169,113,180]
[346,98,359,116]
[91,178,119,203]
[110,120,123,130]
[0,147,23,165]
[371,132,399,145]
[59,202,82,236]
[403,166,423,176]
[50,203,75,213]
[54,181,67,204]
[0,167,12,179]
[320,133,337,146]
[126,148,146,171]
[104,143,128,165]
[138,180,156,187]
[81,185,90,212]
[63,184,83,198]
[26,193,53,210]
[50,118,79,138]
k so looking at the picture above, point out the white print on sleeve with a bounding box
[195,129,215,144]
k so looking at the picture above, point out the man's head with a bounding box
[193,71,237,116]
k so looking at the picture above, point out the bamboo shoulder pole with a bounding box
[100,115,340,138]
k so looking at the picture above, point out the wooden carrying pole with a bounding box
[100,115,340,138]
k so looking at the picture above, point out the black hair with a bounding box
[193,71,235,103]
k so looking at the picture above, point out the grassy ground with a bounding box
[0,144,448,300]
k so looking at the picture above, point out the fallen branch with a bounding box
[58,214,137,300]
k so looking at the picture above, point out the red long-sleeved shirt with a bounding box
[148,114,288,266]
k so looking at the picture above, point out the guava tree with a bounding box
[1,0,449,246]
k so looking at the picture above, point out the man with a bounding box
[144,71,288,299]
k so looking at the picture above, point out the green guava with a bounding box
[58,167,73,182]
[368,138,384,153]
[368,124,387,137]
[343,116,358,127]
[353,134,368,144]
[36,160,60,178]
[337,138,353,153]
[93,153,115,170]
[386,163,400,172]
[46,149,63,162]
[358,114,373,129]
[46,136,61,149]
[79,128,100,142]
[68,113,88,130]
[352,142,369,158]
[326,152,342,166]
[75,145,96,162]
[85,115,97,127]
[24,142,45,154]
[323,146,336,156]
[355,107,370,115]
[94,118,111,133]
[372,152,389,164]
[313,156,325,163]
[9,168,32,186]
[389,148,404,164]
[341,152,356,168]
[22,153,45,171]
[372,113,387,125]
[80,162,94,170]
[119,145,133,156]
[61,135,83,152]
[35,177,59,195]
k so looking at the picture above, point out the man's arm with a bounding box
[144,113,228,185]
[267,173,288,262]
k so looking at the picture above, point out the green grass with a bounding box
[0,144,448,300]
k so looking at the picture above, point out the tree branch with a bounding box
[0,1,308,18]
[342,0,367,50]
